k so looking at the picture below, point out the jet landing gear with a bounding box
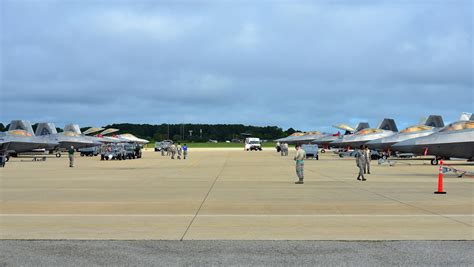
[431,157,445,165]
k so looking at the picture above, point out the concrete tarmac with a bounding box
[1,149,473,240]
[1,240,473,266]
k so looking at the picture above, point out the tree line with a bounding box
[1,122,299,142]
[98,123,298,142]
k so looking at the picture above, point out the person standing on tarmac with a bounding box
[170,143,177,159]
[161,144,166,156]
[294,144,306,184]
[364,145,371,174]
[176,143,182,160]
[182,144,188,159]
[284,143,289,156]
[280,142,285,156]
[355,145,366,181]
[68,146,75,168]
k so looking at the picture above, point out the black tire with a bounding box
[56,153,61,158]
[431,158,439,165]
[321,149,325,153]
[382,155,387,160]
[5,156,10,162]
[80,153,84,157]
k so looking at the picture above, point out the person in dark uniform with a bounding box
[68,146,75,167]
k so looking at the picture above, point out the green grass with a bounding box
[145,142,275,148]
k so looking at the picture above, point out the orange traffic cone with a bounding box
[434,160,447,194]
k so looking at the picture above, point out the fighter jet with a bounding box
[330,119,398,148]
[116,133,149,144]
[0,120,59,162]
[81,127,121,143]
[275,131,324,144]
[366,115,444,151]
[313,122,370,150]
[275,132,311,143]
[34,123,102,151]
[392,114,474,165]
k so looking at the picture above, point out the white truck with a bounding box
[245,137,262,151]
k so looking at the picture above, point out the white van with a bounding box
[245,137,262,151]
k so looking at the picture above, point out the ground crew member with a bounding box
[280,142,285,156]
[284,143,289,156]
[355,145,366,181]
[160,143,166,157]
[170,144,177,159]
[135,144,141,158]
[364,145,371,174]
[294,144,306,184]
[68,146,75,167]
[276,142,281,153]
[183,144,188,159]
[176,143,182,160]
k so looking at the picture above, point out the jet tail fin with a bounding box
[377,118,398,132]
[423,115,444,128]
[459,112,472,121]
[64,124,82,134]
[8,120,35,135]
[355,122,370,131]
[35,123,58,136]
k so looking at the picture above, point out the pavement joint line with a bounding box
[2,214,473,217]
[305,165,474,227]
[179,152,230,241]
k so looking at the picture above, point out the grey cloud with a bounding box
[1,0,472,131]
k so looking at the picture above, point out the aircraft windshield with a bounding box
[63,131,80,137]
[8,130,32,137]
[400,125,433,133]
[249,141,260,144]
[290,133,305,137]
[304,131,320,135]
[355,128,382,135]
[439,121,474,132]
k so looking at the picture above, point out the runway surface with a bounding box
[1,149,473,240]
[1,240,473,266]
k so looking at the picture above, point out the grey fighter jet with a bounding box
[0,120,59,164]
[391,117,474,165]
[275,131,324,144]
[313,122,370,150]
[34,123,102,151]
[331,119,398,148]
[116,134,149,144]
[366,115,444,151]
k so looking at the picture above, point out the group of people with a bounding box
[276,142,289,156]
[281,142,289,156]
[162,143,188,160]
[292,144,372,184]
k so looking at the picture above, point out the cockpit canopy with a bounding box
[439,121,474,132]
[400,125,434,134]
[354,128,383,135]
[8,130,33,137]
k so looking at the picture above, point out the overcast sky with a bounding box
[1,0,472,132]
